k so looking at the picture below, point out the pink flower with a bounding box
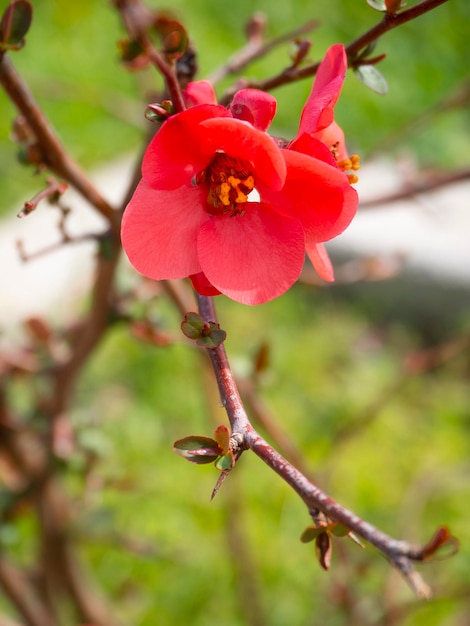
[121,44,358,305]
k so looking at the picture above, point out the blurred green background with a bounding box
[1,1,470,625]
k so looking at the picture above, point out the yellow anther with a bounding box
[350,154,361,171]
[219,182,232,206]
[339,158,352,171]
[204,153,256,215]
[218,174,255,206]
[337,153,360,185]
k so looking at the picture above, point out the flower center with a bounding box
[198,152,255,216]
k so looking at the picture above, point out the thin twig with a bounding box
[16,232,100,263]
[196,293,439,598]
[113,0,186,113]
[0,55,119,234]
[0,557,59,626]
[207,17,319,85]
[18,178,68,218]
[360,167,470,209]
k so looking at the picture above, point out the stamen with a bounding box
[202,153,256,216]
[337,153,361,185]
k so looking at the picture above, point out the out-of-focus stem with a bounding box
[0,54,119,234]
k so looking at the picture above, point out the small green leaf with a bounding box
[196,327,226,348]
[354,64,389,95]
[154,17,188,58]
[355,41,377,62]
[174,435,220,451]
[214,425,230,455]
[214,451,234,471]
[300,526,327,543]
[366,0,387,10]
[0,0,33,50]
[118,39,144,62]
[329,523,350,537]
[181,314,226,348]
[181,312,205,339]
[173,435,221,464]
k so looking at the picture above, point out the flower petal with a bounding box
[200,117,287,191]
[121,179,207,280]
[297,44,347,136]
[190,272,221,296]
[230,89,277,131]
[259,149,358,243]
[142,104,231,190]
[306,242,335,282]
[197,204,305,305]
[183,80,217,107]
[313,121,348,161]
[288,133,338,167]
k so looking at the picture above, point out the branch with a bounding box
[0,55,119,235]
[345,0,450,61]
[17,177,68,218]
[360,167,470,209]
[0,557,59,626]
[113,0,186,113]
[207,16,318,85]
[196,293,443,598]
[221,0,450,99]
[16,231,100,263]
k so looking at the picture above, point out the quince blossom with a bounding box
[121,44,358,305]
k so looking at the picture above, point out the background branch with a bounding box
[221,0,450,100]
[0,55,119,233]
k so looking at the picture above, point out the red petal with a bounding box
[230,89,277,131]
[142,105,231,190]
[296,44,347,137]
[288,134,338,167]
[121,179,207,280]
[197,204,305,305]
[306,243,335,282]
[200,118,286,191]
[259,149,358,243]
[313,121,348,161]
[189,272,221,296]
[183,80,217,107]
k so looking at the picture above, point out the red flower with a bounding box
[121,44,358,305]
